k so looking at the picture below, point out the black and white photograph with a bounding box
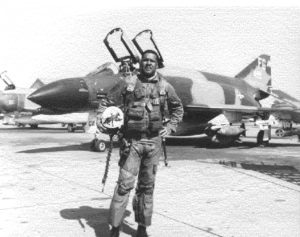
[0,1,300,236]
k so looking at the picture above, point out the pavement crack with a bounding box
[154,211,225,237]
[31,166,112,197]
[224,166,300,193]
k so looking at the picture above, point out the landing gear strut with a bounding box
[67,124,75,133]
[30,124,38,129]
[256,124,271,147]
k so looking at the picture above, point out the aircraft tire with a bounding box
[94,139,107,152]
[30,124,38,129]
[275,128,284,137]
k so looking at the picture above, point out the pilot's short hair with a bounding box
[141,49,159,61]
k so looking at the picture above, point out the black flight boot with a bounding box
[110,226,120,237]
[136,225,148,237]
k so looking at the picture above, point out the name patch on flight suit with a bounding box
[151,98,160,105]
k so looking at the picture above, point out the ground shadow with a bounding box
[166,137,211,147]
[17,137,299,154]
[17,142,93,153]
[236,141,300,149]
[166,137,299,149]
[60,206,136,237]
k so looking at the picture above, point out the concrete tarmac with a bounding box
[0,125,300,237]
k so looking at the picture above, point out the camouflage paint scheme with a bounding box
[0,88,38,113]
[28,54,299,139]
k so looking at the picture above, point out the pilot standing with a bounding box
[98,50,183,237]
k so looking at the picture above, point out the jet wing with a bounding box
[185,104,261,113]
[185,103,297,113]
[185,104,299,124]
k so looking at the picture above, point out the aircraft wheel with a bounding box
[275,128,284,137]
[94,139,107,152]
[30,124,38,129]
[67,124,75,133]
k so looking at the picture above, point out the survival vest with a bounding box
[122,73,167,136]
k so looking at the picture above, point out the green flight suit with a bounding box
[108,73,183,227]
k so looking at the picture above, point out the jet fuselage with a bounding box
[28,63,262,136]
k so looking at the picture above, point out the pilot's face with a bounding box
[140,52,158,78]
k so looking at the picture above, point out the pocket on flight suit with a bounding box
[127,106,144,120]
[144,140,161,166]
[120,143,141,177]
[127,117,148,133]
[126,105,149,133]
[149,105,162,132]
[144,194,154,217]
[119,139,131,167]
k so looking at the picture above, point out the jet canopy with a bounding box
[104,28,164,71]
[132,29,164,68]
[104,28,140,65]
[0,71,16,90]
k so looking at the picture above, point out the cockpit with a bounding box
[86,62,119,77]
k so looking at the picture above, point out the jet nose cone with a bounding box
[28,78,89,111]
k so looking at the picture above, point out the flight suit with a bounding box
[107,73,183,227]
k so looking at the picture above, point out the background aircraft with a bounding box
[260,88,300,138]
[0,71,39,114]
[0,71,88,131]
[28,28,300,146]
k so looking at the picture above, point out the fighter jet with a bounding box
[0,72,88,131]
[28,28,300,146]
[0,71,43,127]
[260,88,300,138]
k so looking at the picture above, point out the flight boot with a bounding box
[110,226,120,237]
[136,225,148,237]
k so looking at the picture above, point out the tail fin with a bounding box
[235,55,271,93]
[30,79,45,89]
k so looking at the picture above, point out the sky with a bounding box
[0,1,300,99]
